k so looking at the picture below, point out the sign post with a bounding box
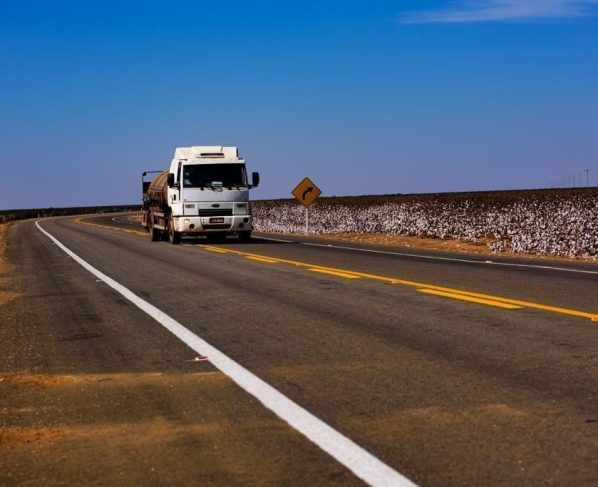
[292,177,321,236]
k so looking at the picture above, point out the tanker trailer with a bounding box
[142,170,170,242]
[141,146,259,244]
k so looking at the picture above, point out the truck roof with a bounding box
[174,146,240,161]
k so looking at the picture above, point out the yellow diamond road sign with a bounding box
[292,177,321,208]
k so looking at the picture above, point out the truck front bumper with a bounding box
[172,215,253,234]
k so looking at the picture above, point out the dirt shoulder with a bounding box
[274,231,598,265]
[0,222,8,273]
[0,221,20,308]
[322,232,492,255]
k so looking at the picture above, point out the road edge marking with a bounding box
[35,220,416,487]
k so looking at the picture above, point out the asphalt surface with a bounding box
[2,214,598,486]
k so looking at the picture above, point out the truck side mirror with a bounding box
[167,173,175,187]
[251,172,260,188]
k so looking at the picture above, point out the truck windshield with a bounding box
[182,164,247,188]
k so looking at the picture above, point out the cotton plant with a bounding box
[253,192,598,259]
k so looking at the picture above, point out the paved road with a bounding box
[2,214,598,486]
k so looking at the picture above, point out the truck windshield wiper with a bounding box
[203,184,223,191]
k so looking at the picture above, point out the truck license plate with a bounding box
[209,217,224,223]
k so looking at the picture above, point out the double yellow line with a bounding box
[203,245,598,322]
[75,217,147,236]
[74,217,598,322]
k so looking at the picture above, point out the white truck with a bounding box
[142,146,259,244]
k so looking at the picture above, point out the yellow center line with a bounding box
[69,221,598,322]
[418,288,523,310]
[199,245,598,321]
[412,286,598,320]
[308,268,361,279]
[245,256,279,263]
[76,217,148,236]
[204,247,231,254]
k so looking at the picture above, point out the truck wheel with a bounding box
[238,231,252,243]
[150,218,161,242]
[168,218,181,245]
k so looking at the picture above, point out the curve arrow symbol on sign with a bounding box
[302,187,313,200]
[292,177,321,208]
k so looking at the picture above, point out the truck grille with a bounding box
[198,208,232,217]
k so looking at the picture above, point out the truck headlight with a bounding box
[233,203,248,215]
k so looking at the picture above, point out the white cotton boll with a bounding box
[252,192,598,258]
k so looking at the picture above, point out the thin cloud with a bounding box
[401,0,598,24]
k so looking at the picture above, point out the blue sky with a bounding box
[1,0,597,208]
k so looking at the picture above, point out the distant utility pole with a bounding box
[585,169,590,187]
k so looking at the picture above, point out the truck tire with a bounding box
[150,218,161,242]
[168,217,181,245]
[238,231,252,243]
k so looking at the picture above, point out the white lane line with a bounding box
[256,236,598,276]
[35,220,415,487]
[256,235,294,243]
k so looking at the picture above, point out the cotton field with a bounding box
[253,189,598,259]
